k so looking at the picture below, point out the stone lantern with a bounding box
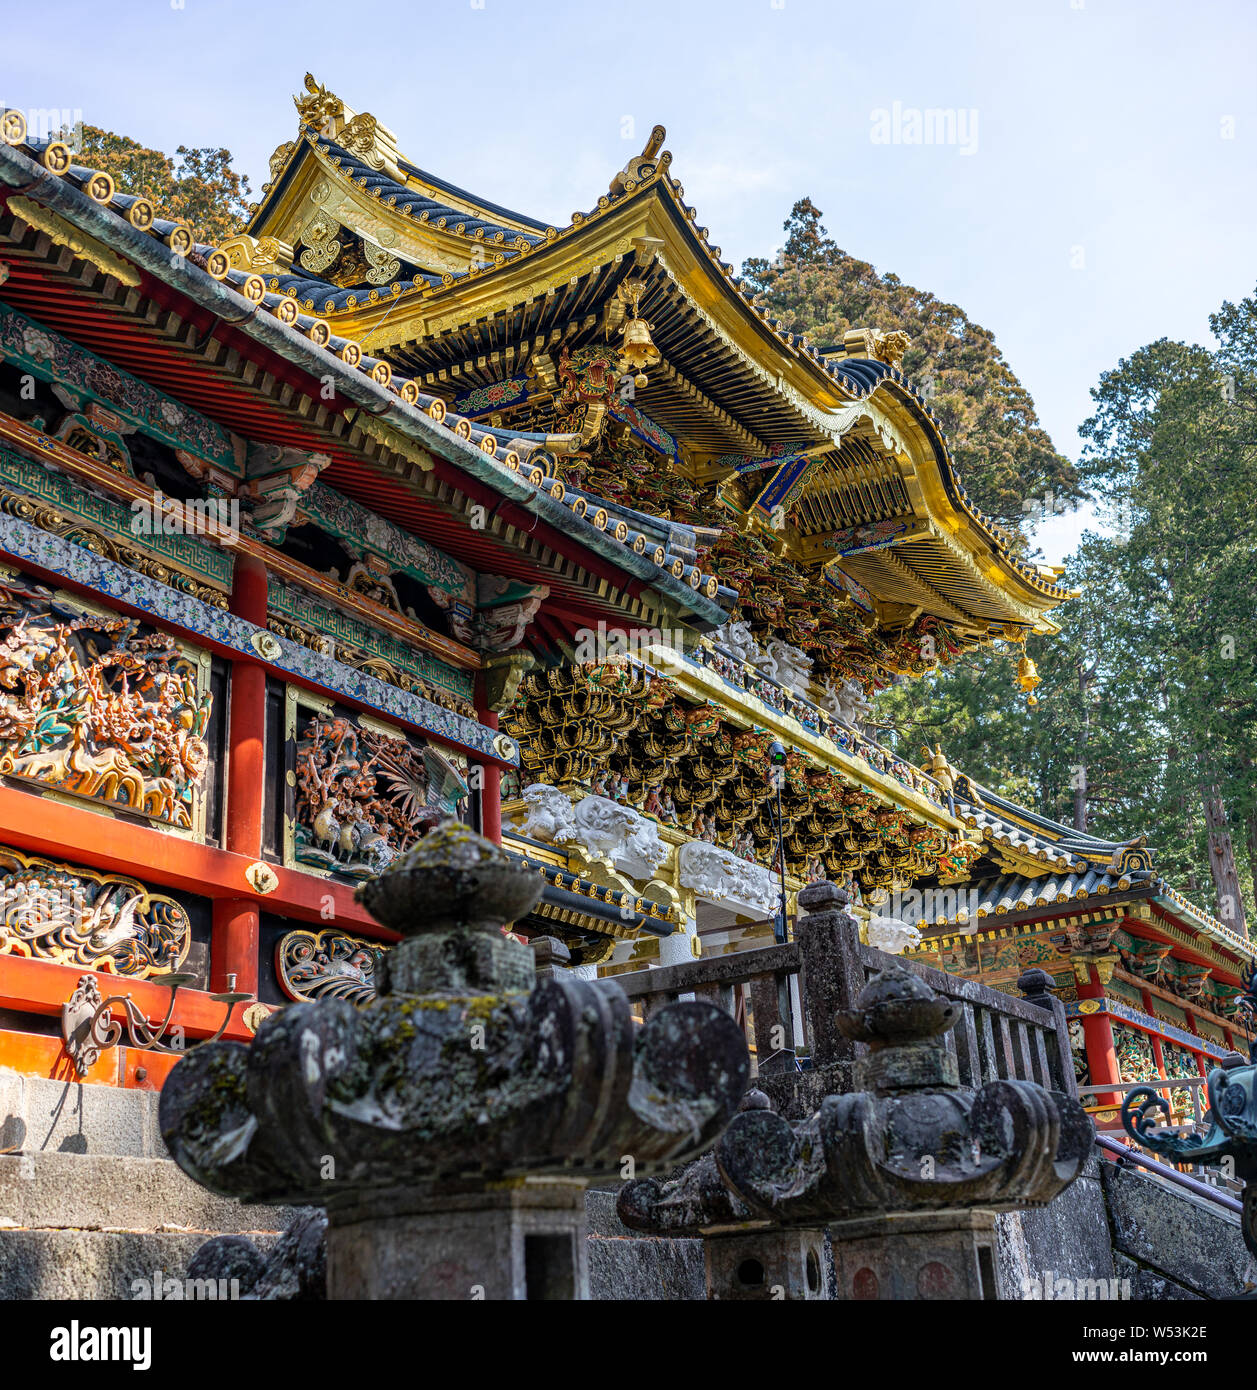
[159,821,749,1299]
[619,957,1093,1299]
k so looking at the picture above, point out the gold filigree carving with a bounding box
[298,210,343,276]
[0,844,190,978]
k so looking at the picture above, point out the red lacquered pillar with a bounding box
[475,672,502,845]
[211,552,268,995]
[1077,959,1121,1118]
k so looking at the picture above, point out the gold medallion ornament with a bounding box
[245,861,279,895]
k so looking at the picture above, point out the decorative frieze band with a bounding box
[0,513,516,765]
[0,303,236,472]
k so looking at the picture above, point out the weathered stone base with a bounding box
[831,1209,1001,1300]
[0,1067,290,1302]
[0,1228,279,1300]
[997,1150,1116,1298]
[1101,1160,1257,1299]
[703,1227,831,1300]
[327,1182,588,1300]
[586,1190,704,1299]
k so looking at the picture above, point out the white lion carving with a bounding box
[677,840,778,916]
[516,783,576,843]
[712,619,758,665]
[753,638,812,696]
[865,915,922,955]
[818,677,872,728]
[571,795,667,878]
[517,786,666,879]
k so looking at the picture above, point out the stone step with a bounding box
[0,1228,279,1301]
[0,1151,296,1235]
[1,1069,164,1157]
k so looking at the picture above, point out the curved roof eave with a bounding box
[0,137,729,630]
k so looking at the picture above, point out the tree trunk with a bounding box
[1201,784,1249,936]
[1073,659,1094,832]
[1247,806,1257,937]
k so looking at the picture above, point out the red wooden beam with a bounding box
[0,783,396,938]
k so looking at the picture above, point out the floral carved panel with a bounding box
[277,927,384,1004]
[0,843,190,977]
[0,568,213,832]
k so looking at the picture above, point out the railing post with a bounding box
[748,971,795,1075]
[1016,967,1079,1100]
[530,935,571,982]
[792,881,864,1101]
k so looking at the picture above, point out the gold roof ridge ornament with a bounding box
[840,327,912,368]
[920,744,957,795]
[610,125,667,197]
[293,74,403,180]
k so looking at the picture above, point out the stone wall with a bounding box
[996,1151,1116,1298]
[1100,1161,1256,1299]
[586,1191,704,1301]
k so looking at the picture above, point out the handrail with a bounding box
[1079,1077,1207,1093]
[611,926,1076,1096]
[1095,1133,1242,1215]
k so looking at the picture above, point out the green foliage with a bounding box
[741,199,1082,528]
[76,126,252,245]
[878,289,1257,924]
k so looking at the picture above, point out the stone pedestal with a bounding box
[704,1228,829,1301]
[831,1210,1000,1300]
[327,1183,588,1300]
[618,888,1093,1301]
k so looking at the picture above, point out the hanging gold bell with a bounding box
[1016,653,1041,706]
[621,314,660,387]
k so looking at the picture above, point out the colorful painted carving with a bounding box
[290,704,470,880]
[1113,1022,1160,1085]
[0,514,510,764]
[0,573,211,829]
[276,927,383,1004]
[0,303,235,473]
[0,845,189,977]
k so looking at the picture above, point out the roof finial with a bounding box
[610,124,669,197]
[294,73,344,136]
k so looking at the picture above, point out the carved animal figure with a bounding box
[819,677,872,729]
[712,620,757,665]
[516,783,577,843]
[753,638,812,695]
[865,915,922,955]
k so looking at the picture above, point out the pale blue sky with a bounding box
[2,0,1254,561]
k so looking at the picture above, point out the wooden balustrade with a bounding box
[611,888,1077,1101]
